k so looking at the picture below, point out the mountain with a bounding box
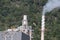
[0,0,60,40]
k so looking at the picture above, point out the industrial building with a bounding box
[0,15,33,40]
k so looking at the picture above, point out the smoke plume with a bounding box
[43,0,60,14]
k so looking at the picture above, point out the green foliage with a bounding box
[0,0,60,40]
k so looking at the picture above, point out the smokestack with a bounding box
[41,0,60,40]
[41,13,45,40]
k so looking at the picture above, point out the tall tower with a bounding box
[19,15,28,34]
[22,15,28,26]
[19,15,33,40]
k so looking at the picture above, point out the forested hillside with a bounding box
[0,0,60,40]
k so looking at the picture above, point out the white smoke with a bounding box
[41,0,60,35]
[43,0,60,13]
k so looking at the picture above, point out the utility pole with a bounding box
[30,30,31,40]
[30,29,32,40]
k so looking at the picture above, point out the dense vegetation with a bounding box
[0,0,60,40]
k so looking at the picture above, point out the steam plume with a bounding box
[41,0,60,40]
[43,0,60,13]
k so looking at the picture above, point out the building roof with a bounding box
[0,31,30,40]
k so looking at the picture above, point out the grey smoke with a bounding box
[43,0,60,14]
